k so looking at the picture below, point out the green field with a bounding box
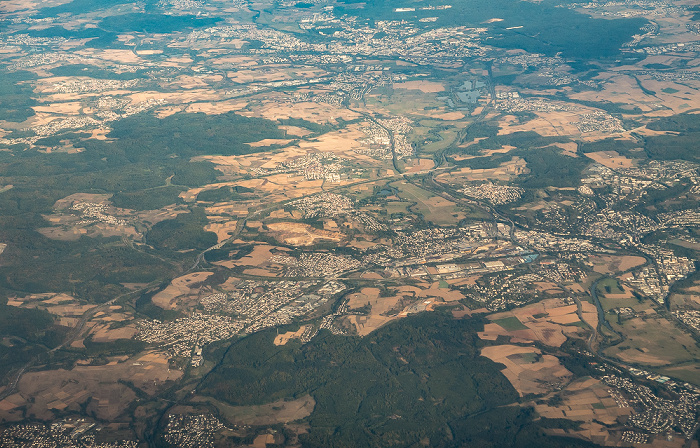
[493,316,528,331]
[658,365,700,385]
[391,181,465,225]
[385,201,412,216]
[519,352,539,363]
[598,296,647,313]
[366,88,446,118]
[597,278,625,296]
[422,130,461,154]
[605,315,700,368]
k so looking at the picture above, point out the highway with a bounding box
[0,280,161,402]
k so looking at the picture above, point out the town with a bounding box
[1,0,700,445]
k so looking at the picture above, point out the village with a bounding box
[0,420,138,448]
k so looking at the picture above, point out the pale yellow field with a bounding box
[135,205,188,225]
[600,286,634,299]
[266,222,344,246]
[346,283,466,336]
[33,101,82,115]
[193,394,315,426]
[481,345,572,396]
[184,100,247,114]
[348,314,396,337]
[572,70,700,115]
[253,434,275,448]
[155,106,183,118]
[53,192,112,208]
[210,56,257,65]
[405,158,436,173]
[497,110,586,137]
[247,138,293,147]
[615,349,668,366]
[214,244,276,268]
[182,179,266,201]
[279,125,312,137]
[89,323,138,342]
[185,162,327,203]
[589,254,646,274]
[75,49,144,64]
[640,76,700,113]
[0,351,180,421]
[533,281,565,294]
[480,298,587,347]
[455,145,516,158]
[204,203,248,217]
[38,219,140,241]
[532,377,646,446]
[346,287,403,336]
[127,89,230,105]
[438,156,528,182]
[414,282,464,302]
[296,126,367,154]
[585,151,635,169]
[205,219,240,243]
[550,141,579,157]
[88,128,111,140]
[7,293,92,314]
[152,272,213,309]
[40,192,182,241]
[425,111,466,120]
[243,101,360,125]
[393,80,445,93]
[274,325,309,346]
[0,0,47,12]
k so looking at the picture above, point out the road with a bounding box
[186,162,452,274]
[1,144,432,401]
[0,280,159,401]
